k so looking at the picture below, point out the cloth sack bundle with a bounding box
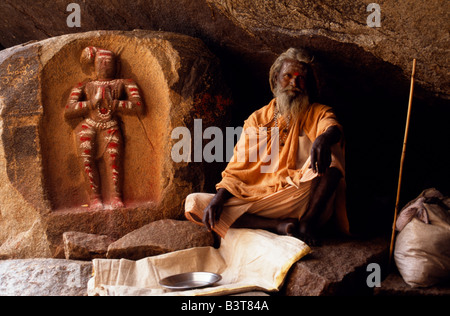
[394,188,450,288]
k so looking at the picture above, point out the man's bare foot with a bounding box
[297,221,321,246]
[89,197,104,211]
[276,219,298,236]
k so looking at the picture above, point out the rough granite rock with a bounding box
[0,30,231,259]
[208,0,449,98]
[0,259,92,296]
[282,236,390,296]
[374,272,450,296]
[0,0,447,99]
[63,232,115,260]
[106,219,214,260]
[0,236,391,296]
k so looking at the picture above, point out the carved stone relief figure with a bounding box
[65,47,145,211]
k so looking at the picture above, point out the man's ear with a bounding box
[270,74,278,95]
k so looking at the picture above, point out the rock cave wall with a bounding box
[0,0,448,237]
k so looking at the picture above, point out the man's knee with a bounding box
[184,193,214,217]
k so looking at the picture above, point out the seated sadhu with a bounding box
[185,48,350,245]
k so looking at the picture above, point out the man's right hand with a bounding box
[202,188,232,231]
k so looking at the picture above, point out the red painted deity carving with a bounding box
[65,47,144,211]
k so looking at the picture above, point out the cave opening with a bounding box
[208,38,450,237]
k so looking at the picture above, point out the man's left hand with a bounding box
[310,126,341,175]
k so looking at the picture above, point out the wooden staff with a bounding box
[389,58,417,266]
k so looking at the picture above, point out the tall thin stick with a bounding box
[389,58,417,267]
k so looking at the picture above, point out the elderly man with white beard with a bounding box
[185,48,350,245]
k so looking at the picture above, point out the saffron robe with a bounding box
[185,99,349,237]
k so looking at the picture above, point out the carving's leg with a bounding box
[103,127,124,209]
[76,123,103,211]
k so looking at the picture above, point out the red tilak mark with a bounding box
[78,102,83,108]
[65,105,69,109]
[293,72,300,77]
[136,101,142,107]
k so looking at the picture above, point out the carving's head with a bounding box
[81,47,117,80]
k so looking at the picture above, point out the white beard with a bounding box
[274,86,310,120]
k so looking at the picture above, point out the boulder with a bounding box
[0,259,92,296]
[106,219,214,260]
[282,236,389,296]
[63,232,115,260]
[0,30,231,259]
[0,1,447,99]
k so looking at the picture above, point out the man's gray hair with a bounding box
[269,48,314,94]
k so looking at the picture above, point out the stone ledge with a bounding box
[106,219,214,260]
[374,272,450,296]
[0,259,92,296]
[0,236,393,296]
[282,236,390,296]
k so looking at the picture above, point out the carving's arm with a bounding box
[64,83,91,119]
[114,80,144,116]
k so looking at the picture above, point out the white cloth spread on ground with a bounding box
[87,228,310,296]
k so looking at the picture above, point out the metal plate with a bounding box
[159,272,222,290]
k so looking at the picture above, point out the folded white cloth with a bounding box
[88,228,310,296]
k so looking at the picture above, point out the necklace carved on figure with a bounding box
[273,107,291,147]
[92,78,117,119]
[92,79,117,85]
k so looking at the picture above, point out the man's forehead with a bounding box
[281,60,307,73]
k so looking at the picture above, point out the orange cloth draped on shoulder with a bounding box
[185,99,350,237]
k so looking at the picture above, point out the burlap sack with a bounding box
[394,189,450,288]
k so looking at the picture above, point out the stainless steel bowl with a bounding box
[159,272,222,290]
